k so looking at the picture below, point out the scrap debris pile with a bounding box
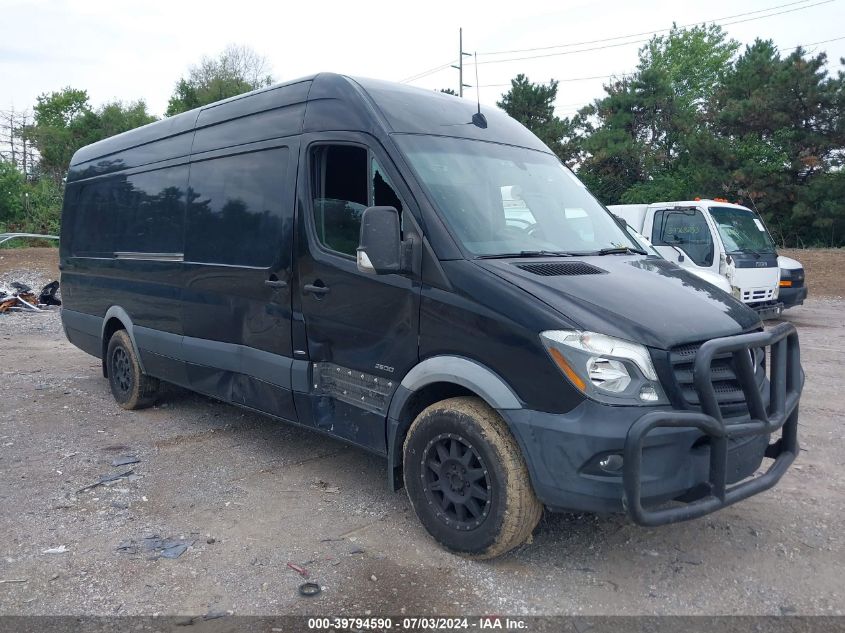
[0,280,61,313]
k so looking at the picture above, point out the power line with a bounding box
[478,72,634,88]
[399,2,843,86]
[476,0,817,57]
[399,0,836,83]
[476,33,843,93]
[399,60,456,84]
[471,0,836,66]
[795,34,845,47]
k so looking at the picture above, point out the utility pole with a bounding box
[451,28,471,97]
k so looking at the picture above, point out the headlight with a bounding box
[540,330,667,405]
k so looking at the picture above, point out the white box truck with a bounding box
[609,199,806,319]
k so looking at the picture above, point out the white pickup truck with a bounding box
[609,200,807,319]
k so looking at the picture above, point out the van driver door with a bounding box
[293,133,421,453]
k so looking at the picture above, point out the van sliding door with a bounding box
[181,140,300,422]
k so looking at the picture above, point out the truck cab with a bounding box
[610,200,785,319]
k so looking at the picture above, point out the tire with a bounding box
[403,396,542,559]
[106,330,160,410]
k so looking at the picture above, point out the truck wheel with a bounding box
[403,396,542,559]
[106,330,160,410]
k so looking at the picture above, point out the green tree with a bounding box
[0,159,26,226]
[23,89,156,184]
[497,74,582,163]
[712,40,845,245]
[166,44,274,116]
[578,25,739,204]
[23,87,90,183]
[83,100,157,144]
[0,159,63,237]
[639,23,740,114]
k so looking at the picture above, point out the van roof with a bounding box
[69,72,549,174]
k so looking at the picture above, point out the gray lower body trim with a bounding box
[134,326,297,391]
[61,309,104,358]
[62,309,103,337]
[390,355,522,421]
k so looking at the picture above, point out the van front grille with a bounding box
[515,262,607,276]
[668,341,767,418]
[742,287,775,302]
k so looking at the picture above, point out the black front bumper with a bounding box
[504,322,802,525]
[751,301,784,320]
[624,322,802,526]
[780,285,808,309]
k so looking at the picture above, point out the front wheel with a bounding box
[403,397,542,559]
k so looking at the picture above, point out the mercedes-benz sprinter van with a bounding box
[60,74,803,558]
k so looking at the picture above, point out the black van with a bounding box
[60,73,803,558]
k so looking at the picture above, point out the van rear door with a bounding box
[294,134,421,452]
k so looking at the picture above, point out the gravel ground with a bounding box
[0,252,843,616]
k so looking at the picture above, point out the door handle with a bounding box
[303,283,330,296]
[264,279,288,289]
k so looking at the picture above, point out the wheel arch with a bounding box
[385,356,524,491]
[100,307,145,377]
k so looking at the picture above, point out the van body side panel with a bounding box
[418,260,582,414]
[61,132,193,386]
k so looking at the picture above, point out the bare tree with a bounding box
[0,107,36,177]
[166,44,275,116]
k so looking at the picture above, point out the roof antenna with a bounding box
[471,52,487,129]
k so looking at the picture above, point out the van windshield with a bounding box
[395,135,638,257]
[709,206,777,254]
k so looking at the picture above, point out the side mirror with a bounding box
[357,206,403,274]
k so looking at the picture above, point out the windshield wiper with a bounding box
[592,246,648,256]
[477,250,580,259]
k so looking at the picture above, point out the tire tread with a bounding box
[404,396,542,559]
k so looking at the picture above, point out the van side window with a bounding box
[311,146,405,257]
[72,167,188,257]
[372,159,403,214]
[185,148,290,267]
[73,182,118,256]
[652,208,714,266]
[312,145,368,257]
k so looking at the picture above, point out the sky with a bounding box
[1,0,843,119]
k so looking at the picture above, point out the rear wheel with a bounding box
[106,330,160,410]
[403,396,542,559]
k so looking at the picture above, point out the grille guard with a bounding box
[623,322,802,526]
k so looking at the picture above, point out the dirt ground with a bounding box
[0,248,843,616]
[780,248,845,299]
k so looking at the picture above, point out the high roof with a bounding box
[68,72,550,179]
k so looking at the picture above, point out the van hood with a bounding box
[476,255,761,350]
[778,255,803,270]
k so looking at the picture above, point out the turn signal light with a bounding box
[548,348,587,392]
[779,280,793,287]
